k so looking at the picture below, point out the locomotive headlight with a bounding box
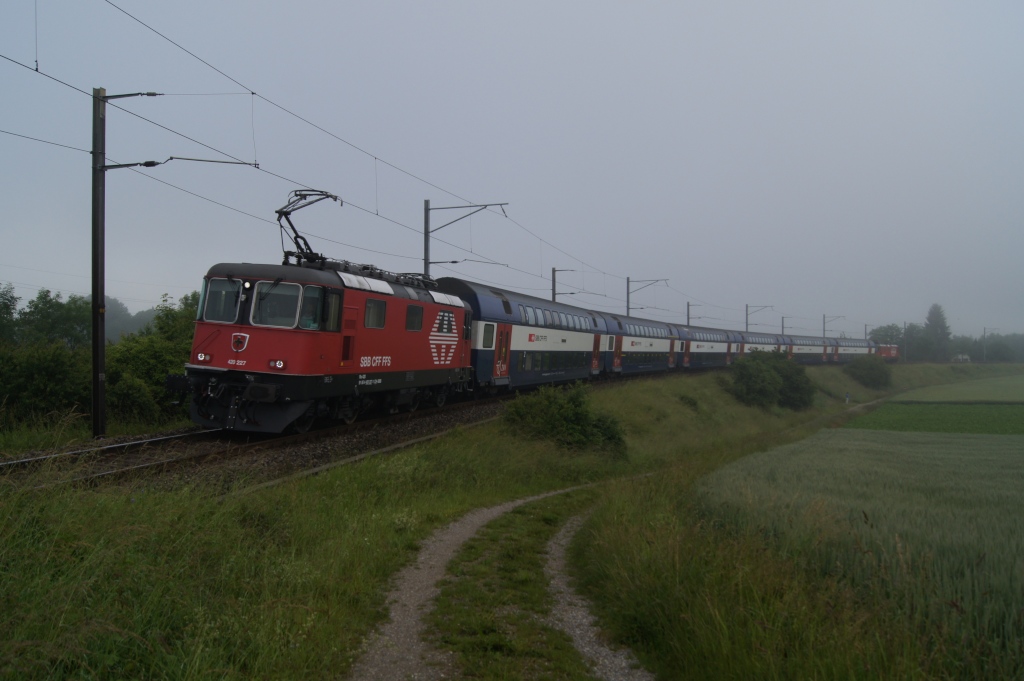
[197,353,212,362]
[269,359,286,370]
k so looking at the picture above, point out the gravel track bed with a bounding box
[151,401,505,491]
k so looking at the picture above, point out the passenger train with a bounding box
[172,256,896,433]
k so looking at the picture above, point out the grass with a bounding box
[1,363,1020,678]
[428,490,599,680]
[687,428,1024,677]
[845,403,1024,433]
[573,472,930,680]
[893,373,1024,403]
[0,409,195,460]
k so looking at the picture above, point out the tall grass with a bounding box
[687,429,1024,677]
[0,411,641,679]
[570,364,1024,680]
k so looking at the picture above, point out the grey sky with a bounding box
[2,1,1021,338]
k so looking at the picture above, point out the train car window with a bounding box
[518,304,526,324]
[543,310,552,326]
[607,336,614,351]
[559,312,568,328]
[324,291,341,332]
[526,306,536,325]
[482,323,495,349]
[364,299,387,329]
[251,281,302,328]
[406,305,424,331]
[590,316,597,329]
[299,287,324,330]
[202,277,243,323]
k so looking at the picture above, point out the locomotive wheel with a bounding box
[290,404,316,433]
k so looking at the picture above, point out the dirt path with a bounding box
[346,490,570,680]
[346,487,652,680]
[544,514,655,681]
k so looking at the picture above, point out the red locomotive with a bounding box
[177,191,472,432]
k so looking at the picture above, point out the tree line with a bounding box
[869,304,1022,363]
[0,283,197,426]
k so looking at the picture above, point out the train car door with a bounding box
[668,339,677,369]
[591,334,601,374]
[683,340,691,368]
[613,336,623,371]
[491,322,512,383]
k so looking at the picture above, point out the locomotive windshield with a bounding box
[251,280,302,328]
[202,278,243,323]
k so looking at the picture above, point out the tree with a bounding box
[16,289,91,349]
[869,324,903,345]
[924,304,951,362]
[0,283,18,344]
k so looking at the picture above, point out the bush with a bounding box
[0,342,90,422]
[107,374,162,424]
[843,354,892,389]
[729,356,782,408]
[503,382,626,457]
[729,351,814,410]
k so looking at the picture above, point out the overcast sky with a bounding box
[2,1,1021,338]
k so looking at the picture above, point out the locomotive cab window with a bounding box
[299,286,323,330]
[364,299,387,329]
[251,280,302,328]
[406,305,424,331]
[202,277,243,324]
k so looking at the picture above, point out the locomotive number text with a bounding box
[359,355,392,368]
[227,359,247,366]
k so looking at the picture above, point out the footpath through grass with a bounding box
[1,362,1019,678]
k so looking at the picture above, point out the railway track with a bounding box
[3,397,506,488]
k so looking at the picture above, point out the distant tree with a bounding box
[986,340,1014,362]
[869,324,903,345]
[102,295,136,342]
[0,283,18,344]
[16,289,91,350]
[924,304,951,362]
[950,335,974,359]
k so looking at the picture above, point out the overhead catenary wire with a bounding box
[96,0,630,285]
[5,23,878,335]
[5,21,743,322]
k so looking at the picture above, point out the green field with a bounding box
[893,373,1024,403]
[845,403,1024,434]
[689,391,1024,676]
